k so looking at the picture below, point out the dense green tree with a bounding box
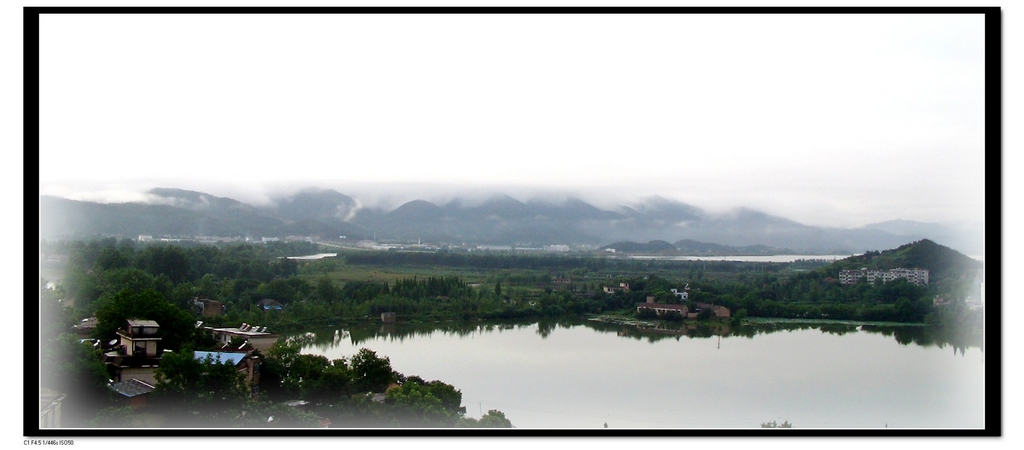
[62,267,103,316]
[40,279,72,342]
[93,288,203,351]
[385,379,466,427]
[94,246,132,271]
[152,348,251,422]
[351,348,397,393]
[313,276,340,305]
[313,359,354,402]
[137,245,190,284]
[474,409,514,428]
[40,334,113,427]
[697,308,716,321]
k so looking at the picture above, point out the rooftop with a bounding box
[109,379,156,398]
[637,302,688,310]
[126,319,160,328]
[210,327,275,337]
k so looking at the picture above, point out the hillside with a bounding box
[826,239,984,287]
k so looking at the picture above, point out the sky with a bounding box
[34,12,987,229]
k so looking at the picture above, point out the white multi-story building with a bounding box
[838,268,929,286]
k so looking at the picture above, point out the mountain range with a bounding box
[37,187,985,255]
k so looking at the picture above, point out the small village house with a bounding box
[103,319,164,385]
[206,323,280,353]
[256,298,285,311]
[636,296,689,316]
[193,298,225,318]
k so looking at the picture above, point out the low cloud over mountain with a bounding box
[38,188,985,255]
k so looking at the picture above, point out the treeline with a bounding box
[344,251,607,270]
[660,269,980,326]
[342,250,792,274]
[42,239,982,343]
[42,238,620,336]
[43,238,314,321]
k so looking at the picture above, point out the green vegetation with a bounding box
[37,237,984,427]
[143,343,499,428]
[40,237,984,334]
[41,237,984,332]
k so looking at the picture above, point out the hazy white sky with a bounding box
[36,12,987,228]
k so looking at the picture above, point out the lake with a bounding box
[285,253,338,260]
[296,319,986,429]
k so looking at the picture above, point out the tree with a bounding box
[40,334,113,427]
[137,245,190,284]
[314,359,354,402]
[94,246,132,271]
[93,288,203,351]
[152,348,250,423]
[350,348,396,393]
[385,379,465,427]
[697,307,716,321]
[652,290,674,303]
[40,279,72,342]
[314,277,340,305]
[476,409,514,428]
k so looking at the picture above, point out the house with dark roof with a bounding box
[108,378,156,409]
[194,298,225,317]
[72,316,98,339]
[256,298,284,311]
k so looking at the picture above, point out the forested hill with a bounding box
[825,239,984,284]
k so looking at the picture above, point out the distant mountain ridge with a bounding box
[37,188,985,255]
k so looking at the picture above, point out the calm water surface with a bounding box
[297,320,985,429]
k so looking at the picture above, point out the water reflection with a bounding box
[288,317,984,356]
[288,317,985,428]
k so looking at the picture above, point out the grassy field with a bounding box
[300,263,500,285]
[292,252,828,293]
